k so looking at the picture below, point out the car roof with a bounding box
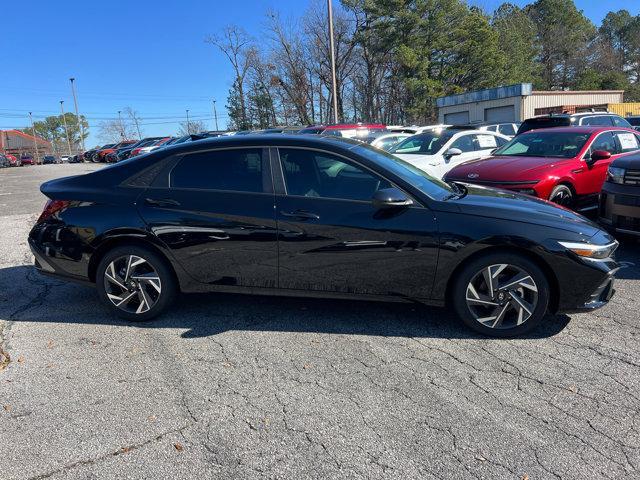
[155,133,365,156]
[520,126,635,134]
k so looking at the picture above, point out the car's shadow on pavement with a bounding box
[0,265,572,341]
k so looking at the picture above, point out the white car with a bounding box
[388,124,450,135]
[389,128,510,179]
[477,123,520,139]
[369,133,412,151]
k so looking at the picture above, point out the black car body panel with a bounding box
[599,152,640,236]
[30,135,618,313]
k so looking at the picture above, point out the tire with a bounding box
[96,245,177,322]
[451,252,550,337]
[549,184,573,207]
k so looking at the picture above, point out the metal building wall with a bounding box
[522,91,624,118]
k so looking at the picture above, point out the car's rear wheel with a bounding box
[96,246,177,321]
[549,184,573,207]
[452,253,550,337]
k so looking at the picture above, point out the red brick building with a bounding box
[0,129,51,159]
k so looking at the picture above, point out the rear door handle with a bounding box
[145,198,181,207]
[280,210,320,220]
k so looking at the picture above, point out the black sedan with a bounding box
[29,135,619,337]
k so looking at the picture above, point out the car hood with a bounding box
[610,152,640,169]
[445,155,573,182]
[442,183,601,237]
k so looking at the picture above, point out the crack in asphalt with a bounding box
[26,424,191,480]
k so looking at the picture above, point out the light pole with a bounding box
[186,109,191,134]
[212,100,219,131]
[327,0,339,124]
[69,78,85,153]
[117,110,125,139]
[28,112,39,163]
[59,101,73,156]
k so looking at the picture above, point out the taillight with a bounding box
[37,199,70,223]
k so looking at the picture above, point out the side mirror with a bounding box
[372,188,414,209]
[444,148,462,159]
[587,150,612,165]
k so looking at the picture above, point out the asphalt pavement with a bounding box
[1,163,639,479]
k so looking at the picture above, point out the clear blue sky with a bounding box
[0,0,633,148]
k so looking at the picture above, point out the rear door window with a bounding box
[614,131,640,153]
[170,148,265,192]
[612,116,632,127]
[473,134,499,151]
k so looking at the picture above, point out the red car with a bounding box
[444,126,640,210]
[5,153,20,166]
[20,154,36,165]
[96,140,137,162]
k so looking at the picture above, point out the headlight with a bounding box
[607,166,625,184]
[558,240,618,259]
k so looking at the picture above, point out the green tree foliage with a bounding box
[525,0,596,89]
[492,3,539,84]
[28,113,88,152]
[226,79,252,130]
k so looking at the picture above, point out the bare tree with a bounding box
[206,26,257,129]
[266,11,313,125]
[124,107,143,139]
[178,120,206,136]
[97,119,137,143]
[304,0,358,122]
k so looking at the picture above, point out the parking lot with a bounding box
[0,163,639,479]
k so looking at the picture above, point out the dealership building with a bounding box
[436,83,627,124]
[1,129,50,158]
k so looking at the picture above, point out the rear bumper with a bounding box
[598,182,640,236]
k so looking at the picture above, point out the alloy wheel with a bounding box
[550,187,572,206]
[465,263,539,329]
[104,255,162,314]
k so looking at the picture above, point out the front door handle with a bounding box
[280,210,320,221]
[145,198,181,207]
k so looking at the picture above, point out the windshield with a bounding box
[353,144,455,200]
[389,131,454,155]
[493,131,591,158]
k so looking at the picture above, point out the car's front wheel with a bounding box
[549,184,573,207]
[96,246,177,321]
[452,253,550,337]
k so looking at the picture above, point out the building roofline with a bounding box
[532,90,625,95]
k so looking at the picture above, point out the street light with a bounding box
[69,78,85,153]
[327,0,339,124]
[59,100,73,157]
[117,110,124,139]
[186,109,191,134]
[28,112,39,163]
[212,100,219,131]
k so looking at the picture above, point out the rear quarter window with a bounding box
[170,148,265,192]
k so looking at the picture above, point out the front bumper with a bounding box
[599,181,640,236]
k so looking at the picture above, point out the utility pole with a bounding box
[327,0,339,124]
[59,101,73,156]
[69,78,85,153]
[28,112,39,163]
[212,100,219,131]
[117,110,125,139]
[186,109,191,134]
